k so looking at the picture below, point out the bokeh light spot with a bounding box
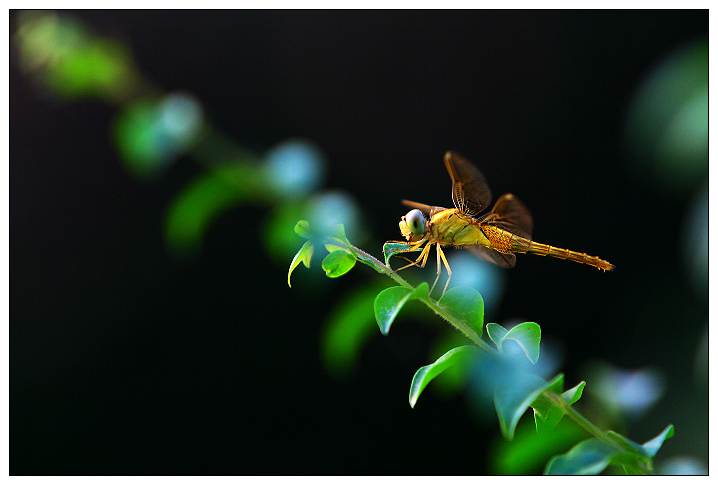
[264,139,326,199]
[585,361,665,422]
[447,250,505,317]
[305,190,364,245]
[158,92,204,143]
[680,183,707,298]
[624,38,707,194]
[659,456,707,475]
[113,93,205,179]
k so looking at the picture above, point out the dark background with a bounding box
[11,10,708,475]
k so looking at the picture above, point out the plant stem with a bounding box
[335,238,657,475]
[405,276,647,471]
[347,243,491,350]
[546,392,614,444]
[544,392,653,475]
[420,297,490,350]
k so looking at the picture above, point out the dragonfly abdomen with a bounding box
[525,241,615,272]
[480,226,528,253]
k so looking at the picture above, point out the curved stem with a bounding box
[338,239,655,475]
[545,392,615,445]
[346,242,492,350]
[420,297,491,350]
[544,392,653,475]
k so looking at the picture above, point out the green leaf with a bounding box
[425,333,478,397]
[486,322,508,346]
[288,240,314,287]
[487,322,540,364]
[489,416,589,475]
[505,322,540,364]
[409,281,430,300]
[373,283,429,335]
[320,228,386,275]
[374,286,411,335]
[321,250,357,278]
[606,425,674,459]
[409,345,481,408]
[262,204,307,261]
[438,286,484,337]
[544,438,624,475]
[531,374,566,433]
[383,241,419,266]
[531,378,585,434]
[641,425,675,457]
[325,226,354,254]
[604,432,649,469]
[294,220,311,239]
[327,223,352,249]
[536,402,569,435]
[324,242,345,253]
[563,381,586,406]
[495,370,552,441]
[548,374,566,393]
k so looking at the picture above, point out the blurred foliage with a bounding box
[113,93,205,180]
[680,183,708,299]
[13,10,361,263]
[620,37,707,474]
[583,361,665,424]
[624,38,707,195]
[14,10,140,102]
[488,417,588,474]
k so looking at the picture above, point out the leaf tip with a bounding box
[288,240,314,288]
[294,220,311,238]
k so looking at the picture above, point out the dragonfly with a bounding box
[389,151,614,295]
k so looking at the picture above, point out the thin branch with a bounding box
[345,239,649,468]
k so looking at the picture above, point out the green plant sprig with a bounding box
[288,220,673,475]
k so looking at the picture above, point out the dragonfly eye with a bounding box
[405,209,425,236]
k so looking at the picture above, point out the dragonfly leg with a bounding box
[438,245,452,296]
[393,257,421,272]
[430,244,442,294]
[416,242,432,269]
[392,242,432,273]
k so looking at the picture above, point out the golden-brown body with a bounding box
[391,151,614,295]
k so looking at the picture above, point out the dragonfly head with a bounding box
[400,209,426,242]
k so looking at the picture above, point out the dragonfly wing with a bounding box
[402,199,447,217]
[444,151,492,216]
[467,245,517,268]
[482,193,533,239]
